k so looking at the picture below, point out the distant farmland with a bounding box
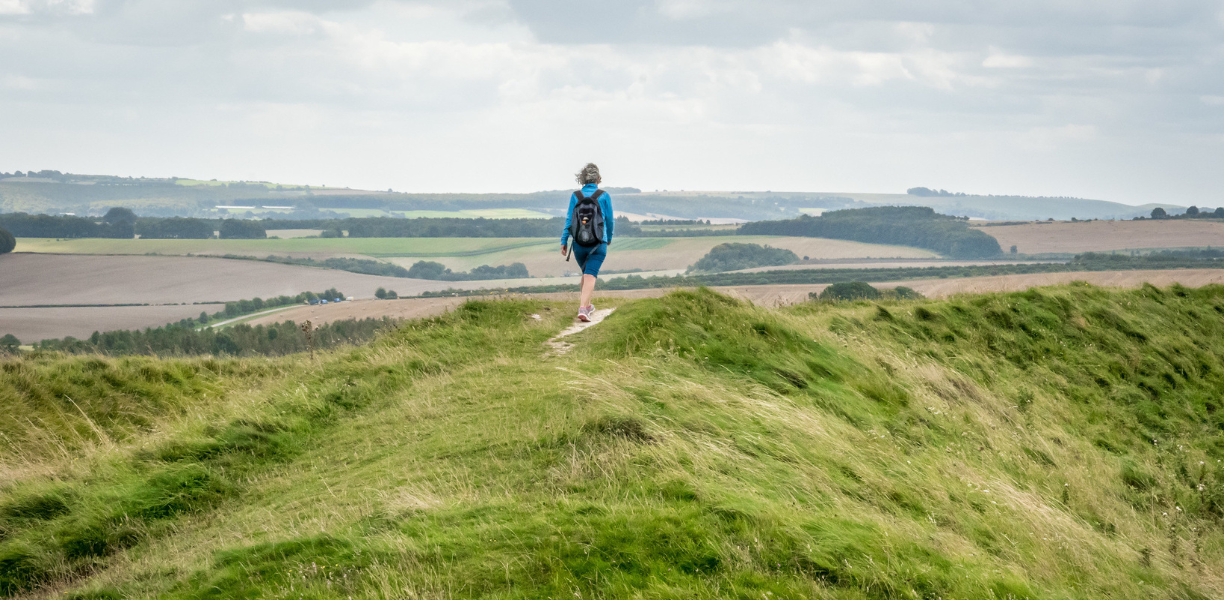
[976,219,1224,254]
[14,235,936,277]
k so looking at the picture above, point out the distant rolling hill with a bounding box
[0,171,1185,221]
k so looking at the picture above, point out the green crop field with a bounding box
[392,208,554,219]
[2,284,1223,598]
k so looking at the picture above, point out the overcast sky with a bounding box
[1,0,1222,204]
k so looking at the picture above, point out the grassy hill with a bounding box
[2,285,1224,598]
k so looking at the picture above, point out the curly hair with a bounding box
[575,163,601,185]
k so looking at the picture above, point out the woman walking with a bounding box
[561,163,614,322]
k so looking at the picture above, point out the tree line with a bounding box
[0,209,269,239]
[739,206,1003,258]
[1147,206,1224,219]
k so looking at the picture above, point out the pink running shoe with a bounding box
[577,305,592,322]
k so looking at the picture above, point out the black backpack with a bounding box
[569,189,605,247]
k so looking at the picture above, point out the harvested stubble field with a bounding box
[976,219,1224,254]
[244,268,1224,328]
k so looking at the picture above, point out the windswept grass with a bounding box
[2,285,1224,598]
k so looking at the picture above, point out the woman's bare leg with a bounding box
[579,274,597,308]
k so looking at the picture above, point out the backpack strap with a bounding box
[574,190,586,201]
[590,189,605,201]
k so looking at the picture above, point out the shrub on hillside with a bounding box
[0,226,14,254]
[817,281,881,301]
[219,219,267,239]
[687,243,799,273]
[888,286,924,300]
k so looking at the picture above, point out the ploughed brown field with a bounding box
[242,268,1224,329]
[976,219,1224,254]
[0,305,210,344]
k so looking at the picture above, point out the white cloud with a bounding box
[1,0,93,15]
[983,49,1033,68]
[0,0,28,15]
[242,12,326,35]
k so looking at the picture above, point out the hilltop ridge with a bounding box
[2,285,1224,598]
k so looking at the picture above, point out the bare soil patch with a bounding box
[976,220,1224,254]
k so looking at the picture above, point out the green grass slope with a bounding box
[2,285,1224,598]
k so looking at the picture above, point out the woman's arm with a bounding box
[602,193,614,245]
[561,192,577,247]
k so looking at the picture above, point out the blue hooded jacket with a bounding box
[561,183,614,247]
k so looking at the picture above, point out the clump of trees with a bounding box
[687,243,798,273]
[219,219,267,239]
[907,187,967,197]
[812,283,924,302]
[374,288,399,299]
[740,206,1002,258]
[1,333,20,353]
[817,281,880,301]
[36,318,394,356]
[0,226,14,254]
[406,261,530,280]
[1148,206,1224,219]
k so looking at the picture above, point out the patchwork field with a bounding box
[976,219,1224,254]
[14,235,936,277]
